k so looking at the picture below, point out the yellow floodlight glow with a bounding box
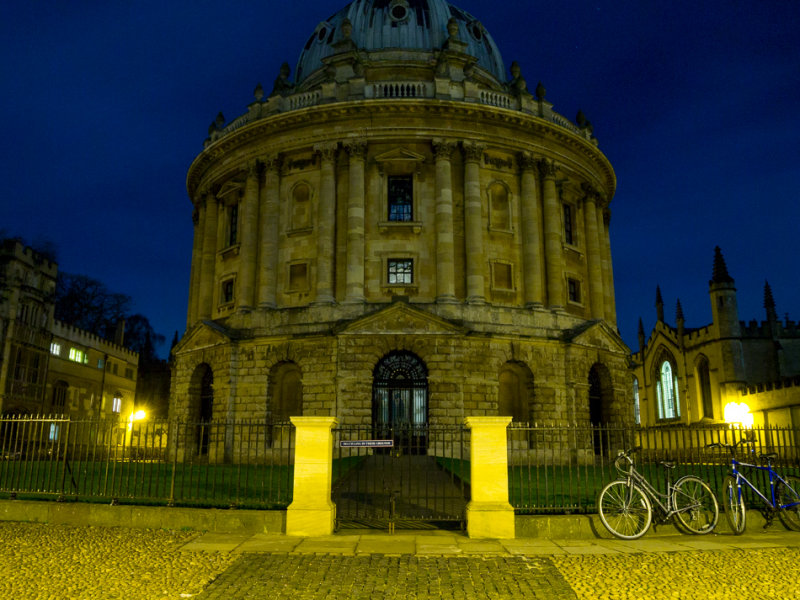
[723,402,754,428]
[132,410,146,421]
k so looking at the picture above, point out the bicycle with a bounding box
[597,447,719,540]
[707,441,800,534]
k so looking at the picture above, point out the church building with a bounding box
[170,0,633,448]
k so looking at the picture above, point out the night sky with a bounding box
[2,1,798,356]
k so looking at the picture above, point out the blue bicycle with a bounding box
[708,441,800,534]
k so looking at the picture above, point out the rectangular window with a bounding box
[388,175,413,222]
[49,424,60,442]
[387,259,413,284]
[112,397,122,414]
[563,204,575,245]
[568,278,581,303]
[221,279,235,304]
[50,342,61,356]
[288,263,309,291]
[68,348,87,364]
[492,262,513,290]
[228,203,239,246]
[125,368,133,379]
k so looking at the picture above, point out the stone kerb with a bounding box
[285,416,337,536]
[463,416,515,538]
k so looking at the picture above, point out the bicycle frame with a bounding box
[626,466,677,516]
[730,457,800,511]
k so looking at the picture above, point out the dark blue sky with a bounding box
[2,1,798,355]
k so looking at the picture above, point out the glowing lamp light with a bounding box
[724,402,754,427]
[131,410,147,421]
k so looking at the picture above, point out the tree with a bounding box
[54,272,131,341]
[124,314,166,363]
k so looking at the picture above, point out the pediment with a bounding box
[173,320,233,354]
[567,320,630,354]
[373,148,426,165]
[217,180,243,200]
[336,302,465,335]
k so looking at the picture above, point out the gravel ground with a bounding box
[0,522,235,600]
[552,548,800,600]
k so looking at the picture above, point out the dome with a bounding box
[295,0,506,85]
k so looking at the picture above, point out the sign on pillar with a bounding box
[463,416,515,538]
[286,416,338,536]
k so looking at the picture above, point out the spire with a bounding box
[764,280,778,323]
[710,246,734,285]
[655,286,664,322]
[676,299,684,323]
[637,317,646,353]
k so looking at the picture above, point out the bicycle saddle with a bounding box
[658,461,676,469]
[760,452,778,461]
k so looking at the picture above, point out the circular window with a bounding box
[391,5,408,20]
[317,26,328,41]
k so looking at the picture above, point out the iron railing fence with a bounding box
[509,423,800,514]
[0,416,294,509]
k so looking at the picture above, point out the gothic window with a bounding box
[656,360,680,420]
[388,259,413,284]
[489,182,510,231]
[633,378,641,425]
[697,357,713,419]
[388,175,413,222]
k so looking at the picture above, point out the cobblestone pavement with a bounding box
[2,522,800,600]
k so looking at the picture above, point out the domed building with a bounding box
[171,0,632,450]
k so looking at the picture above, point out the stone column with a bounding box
[462,142,485,304]
[463,416,515,539]
[344,140,367,304]
[433,139,458,303]
[540,159,564,310]
[519,153,544,308]
[582,186,605,319]
[186,201,204,327]
[599,207,617,325]
[314,143,338,305]
[237,160,259,312]
[286,416,338,536]
[258,155,281,308]
[198,190,218,319]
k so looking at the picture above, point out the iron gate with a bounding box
[332,425,469,531]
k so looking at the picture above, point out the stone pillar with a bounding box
[198,190,218,319]
[582,187,605,319]
[186,201,204,327]
[286,416,338,536]
[462,142,485,304]
[519,153,544,308]
[463,416,515,539]
[433,139,458,303]
[344,140,366,304]
[237,160,259,312]
[598,207,617,325]
[258,155,281,308]
[314,143,338,305]
[540,159,564,311]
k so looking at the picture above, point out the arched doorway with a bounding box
[372,351,428,453]
[190,364,213,456]
[588,363,614,455]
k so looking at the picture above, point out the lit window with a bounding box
[68,348,88,364]
[49,424,60,442]
[633,378,640,425]
[388,175,413,222]
[656,361,680,420]
[388,259,413,284]
[50,342,61,356]
[112,396,122,414]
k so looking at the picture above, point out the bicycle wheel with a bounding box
[672,476,719,534]
[776,475,800,532]
[722,475,746,534]
[597,480,652,540]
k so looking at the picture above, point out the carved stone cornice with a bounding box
[537,158,557,180]
[343,139,367,160]
[432,138,457,161]
[262,154,282,175]
[517,152,537,172]
[461,141,486,163]
[314,142,339,164]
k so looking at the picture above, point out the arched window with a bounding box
[656,360,680,419]
[268,362,303,423]
[697,357,713,419]
[633,378,640,425]
[498,362,533,423]
[372,351,428,452]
